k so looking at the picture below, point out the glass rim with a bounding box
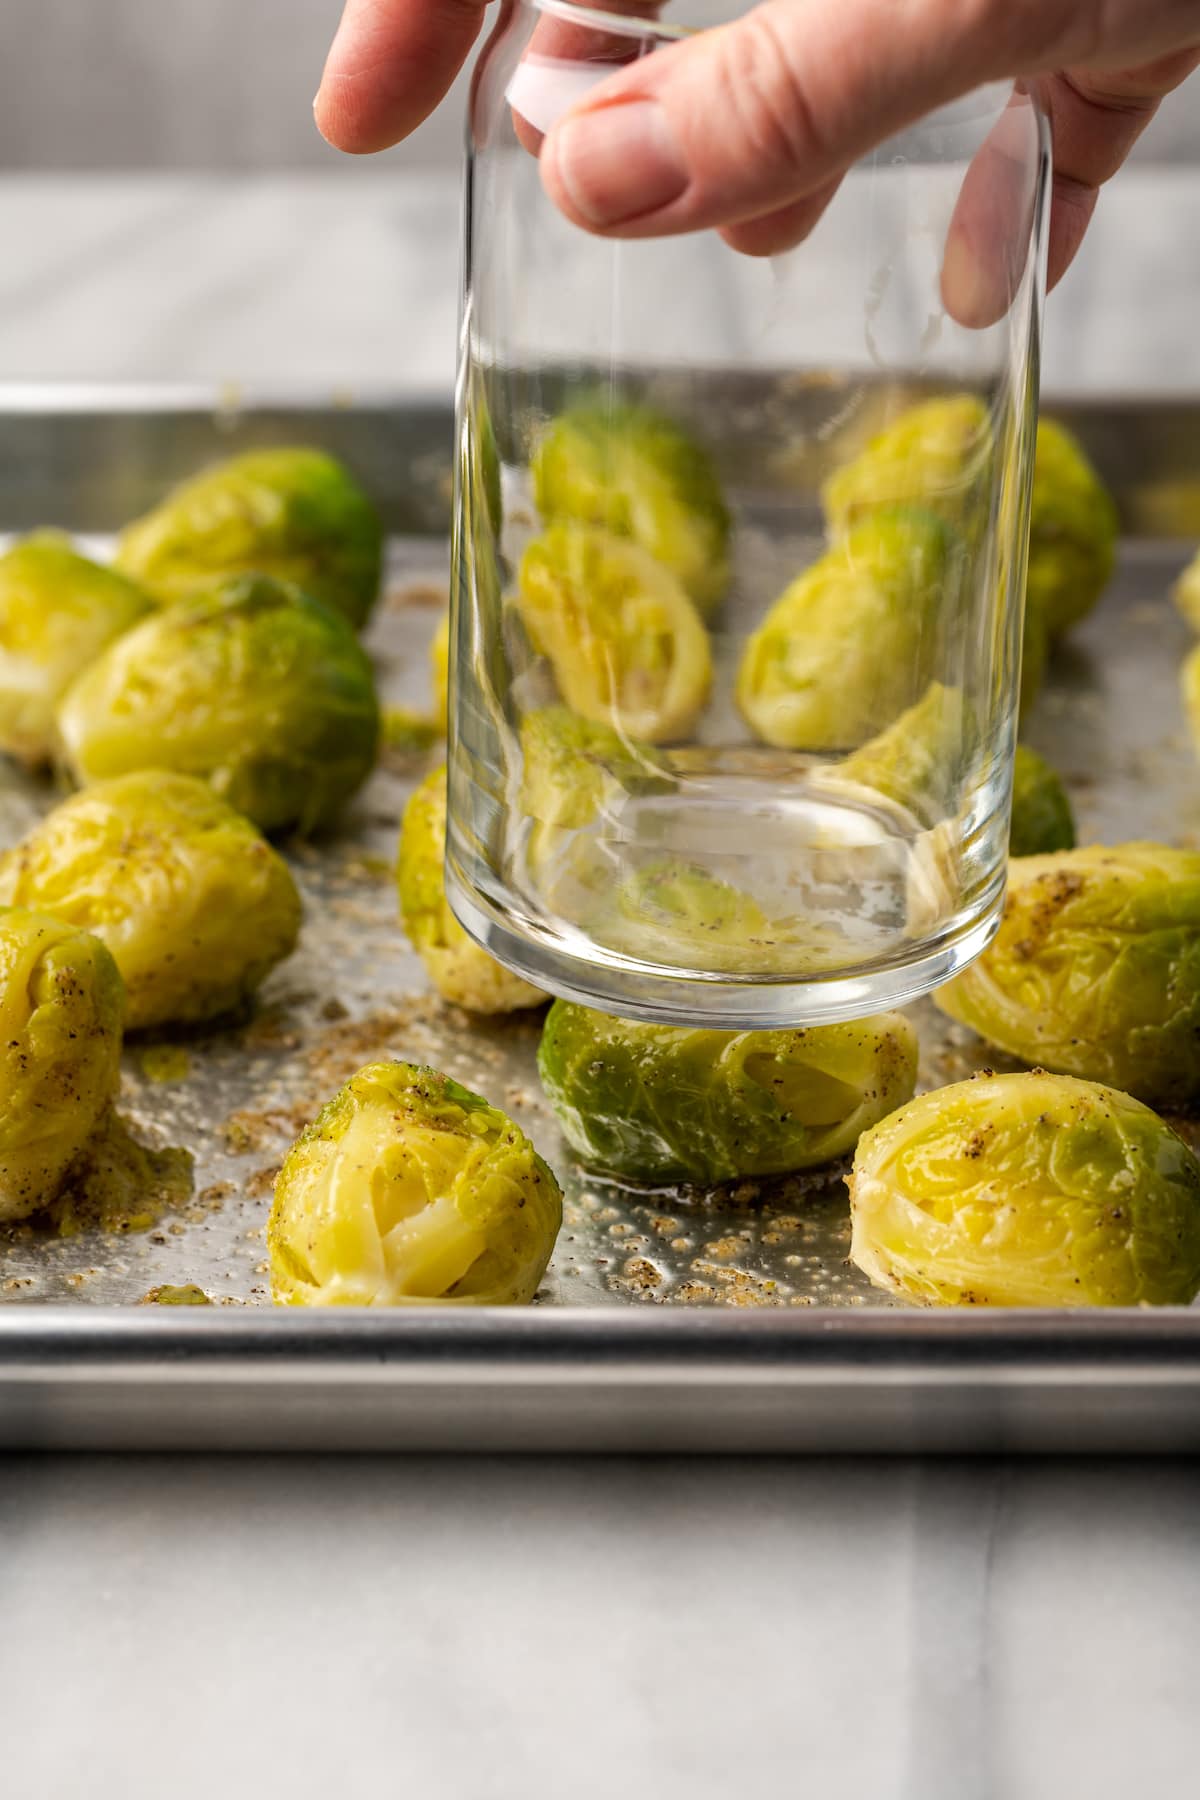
[527,0,694,44]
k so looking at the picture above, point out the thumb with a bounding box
[539,0,1050,236]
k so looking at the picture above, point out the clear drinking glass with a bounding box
[446,0,1051,1027]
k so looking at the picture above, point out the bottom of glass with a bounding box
[445,865,1006,1029]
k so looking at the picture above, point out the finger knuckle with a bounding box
[711,11,826,180]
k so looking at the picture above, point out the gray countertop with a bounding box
[1,167,1198,393]
[3,1451,1199,1798]
[1,168,1199,1798]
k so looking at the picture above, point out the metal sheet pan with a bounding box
[0,387,1198,1453]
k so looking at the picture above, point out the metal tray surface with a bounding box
[0,390,1198,1453]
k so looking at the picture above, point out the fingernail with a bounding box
[549,101,687,226]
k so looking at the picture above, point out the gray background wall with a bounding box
[0,0,1197,172]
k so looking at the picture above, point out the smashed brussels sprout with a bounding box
[1010,744,1075,857]
[116,447,383,628]
[849,1071,1200,1307]
[822,395,991,536]
[56,574,380,835]
[737,508,947,750]
[538,1002,918,1185]
[431,610,450,733]
[1027,419,1118,639]
[936,843,1200,1108]
[602,859,777,973]
[398,766,544,1012]
[1177,552,1200,633]
[268,1061,562,1305]
[532,398,731,615]
[518,523,711,742]
[595,857,847,975]
[0,533,152,765]
[0,909,124,1222]
[0,772,302,1030]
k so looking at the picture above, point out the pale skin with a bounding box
[316,0,1199,288]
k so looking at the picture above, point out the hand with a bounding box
[315,0,1200,287]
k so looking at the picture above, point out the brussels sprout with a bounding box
[1026,419,1118,640]
[268,1060,563,1305]
[538,1001,918,1185]
[737,508,948,751]
[518,523,712,743]
[115,447,383,629]
[0,772,302,1030]
[382,706,441,754]
[56,574,380,835]
[1010,744,1075,857]
[518,706,673,884]
[431,610,450,733]
[849,1071,1200,1307]
[1176,550,1200,633]
[822,395,991,536]
[0,908,124,1223]
[398,766,544,1012]
[594,857,847,975]
[822,683,968,827]
[936,843,1200,1108]
[0,533,152,766]
[600,858,775,974]
[532,398,731,615]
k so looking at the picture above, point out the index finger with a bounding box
[315,0,490,154]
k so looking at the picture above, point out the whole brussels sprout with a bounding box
[823,683,968,827]
[268,1060,563,1305]
[0,772,302,1030]
[538,1001,918,1185]
[398,766,544,1012]
[0,533,152,766]
[518,523,712,743]
[431,610,450,733]
[0,908,124,1222]
[1010,744,1075,857]
[737,508,948,751]
[115,447,383,629]
[822,395,991,536]
[1178,552,1200,633]
[849,1071,1200,1307]
[1026,419,1118,640]
[532,397,731,615]
[56,574,380,835]
[936,843,1200,1108]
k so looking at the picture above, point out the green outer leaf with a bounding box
[538,1001,918,1185]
